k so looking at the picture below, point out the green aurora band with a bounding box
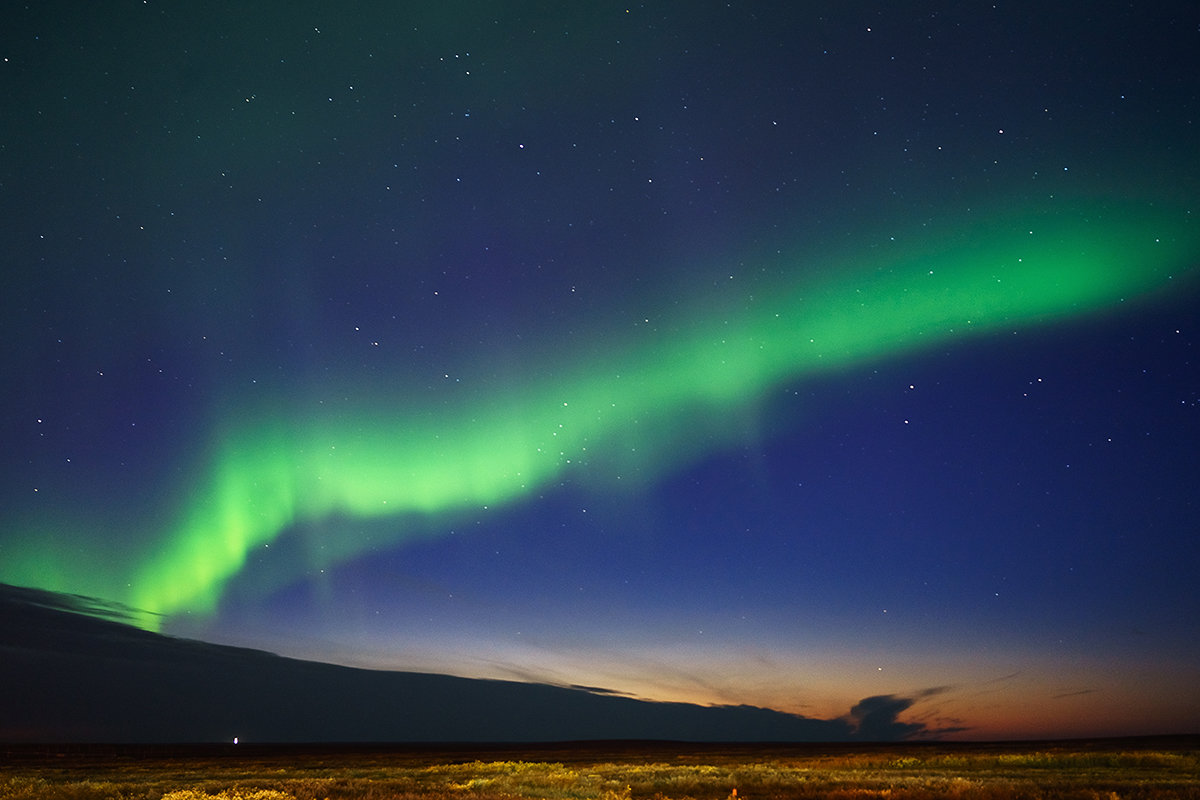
[5,202,1197,628]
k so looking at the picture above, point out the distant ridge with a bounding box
[1,583,864,743]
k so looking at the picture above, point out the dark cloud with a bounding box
[2,584,997,744]
[900,692,974,740]
[0,583,858,743]
[569,684,631,696]
[846,694,928,741]
[0,582,152,626]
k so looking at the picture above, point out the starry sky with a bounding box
[2,2,1199,741]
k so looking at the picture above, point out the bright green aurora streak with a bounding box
[6,203,1196,628]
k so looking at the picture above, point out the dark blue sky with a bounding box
[2,2,1198,740]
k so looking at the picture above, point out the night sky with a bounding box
[2,3,1199,741]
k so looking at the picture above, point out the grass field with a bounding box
[2,738,1197,800]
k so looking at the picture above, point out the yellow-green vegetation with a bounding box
[1,741,1198,800]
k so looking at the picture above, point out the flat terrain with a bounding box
[2,737,1198,799]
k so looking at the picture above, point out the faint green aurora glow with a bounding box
[5,203,1196,627]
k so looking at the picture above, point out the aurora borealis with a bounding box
[2,3,1199,741]
[7,204,1196,622]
